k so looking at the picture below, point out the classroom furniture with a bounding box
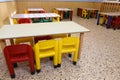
[14,18,34,46]
[97,2,120,27]
[0,21,90,59]
[77,8,98,19]
[18,18,32,23]
[77,8,82,17]
[58,37,79,67]
[100,2,120,12]
[82,9,88,18]
[11,13,60,23]
[34,36,52,44]
[51,34,68,39]
[110,16,120,30]
[3,44,35,78]
[27,8,46,13]
[54,8,73,21]
[97,12,120,28]
[34,39,58,73]
[27,8,52,23]
[15,37,34,46]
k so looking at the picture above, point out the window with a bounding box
[0,0,14,2]
[103,0,119,2]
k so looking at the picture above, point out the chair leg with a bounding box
[73,61,77,65]
[68,53,72,57]
[13,63,18,68]
[53,55,58,68]
[29,60,35,75]
[73,51,78,65]
[49,56,53,61]
[35,57,41,73]
[7,62,15,78]
[11,74,15,78]
[58,53,62,67]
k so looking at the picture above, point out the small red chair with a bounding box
[110,16,120,30]
[18,18,32,24]
[77,8,82,17]
[4,44,35,78]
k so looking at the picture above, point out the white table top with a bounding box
[0,21,90,40]
[55,8,72,11]
[99,12,120,16]
[12,13,60,19]
[28,8,44,11]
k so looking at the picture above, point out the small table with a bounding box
[27,8,45,13]
[77,7,98,19]
[0,21,90,59]
[54,8,73,21]
[97,12,120,28]
[11,13,60,23]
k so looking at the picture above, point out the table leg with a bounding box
[0,40,6,53]
[97,13,100,25]
[57,17,60,22]
[10,39,14,45]
[70,11,73,21]
[77,8,80,16]
[106,16,112,28]
[78,33,84,59]
[52,17,60,22]
[68,33,71,37]
[59,11,62,21]
[87,10,90,19]
[95,10,98,19]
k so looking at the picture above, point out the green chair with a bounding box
[32,18,44,23]
[43,18,52,22]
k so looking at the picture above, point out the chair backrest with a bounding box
[59,37,79,52]
[34,39,58,53]
[24,9,28,14]
[13,19,18,24]
[15,37,34,46]
[82,9,87,14]
[4,44,31,58]
[18,18,32,24]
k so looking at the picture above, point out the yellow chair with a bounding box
[100,15,108,25]
[53,9,63,20]
[15,37,34,46]
[34,39,58,73]
[58,37,80,67]
[51,34,68,39]
[82,9,88,18]
[24,9,28,14]
[13,19,18,24]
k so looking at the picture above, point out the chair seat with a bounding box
[62,47,76,53]
[39,51,55,58]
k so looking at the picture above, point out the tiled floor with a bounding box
[0,16,120,80]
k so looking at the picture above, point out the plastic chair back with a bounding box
[18,18,32,24]
[34,39,58,73]
[58,37,79,67]
[82,9,88,18]
[4,44,35,78]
